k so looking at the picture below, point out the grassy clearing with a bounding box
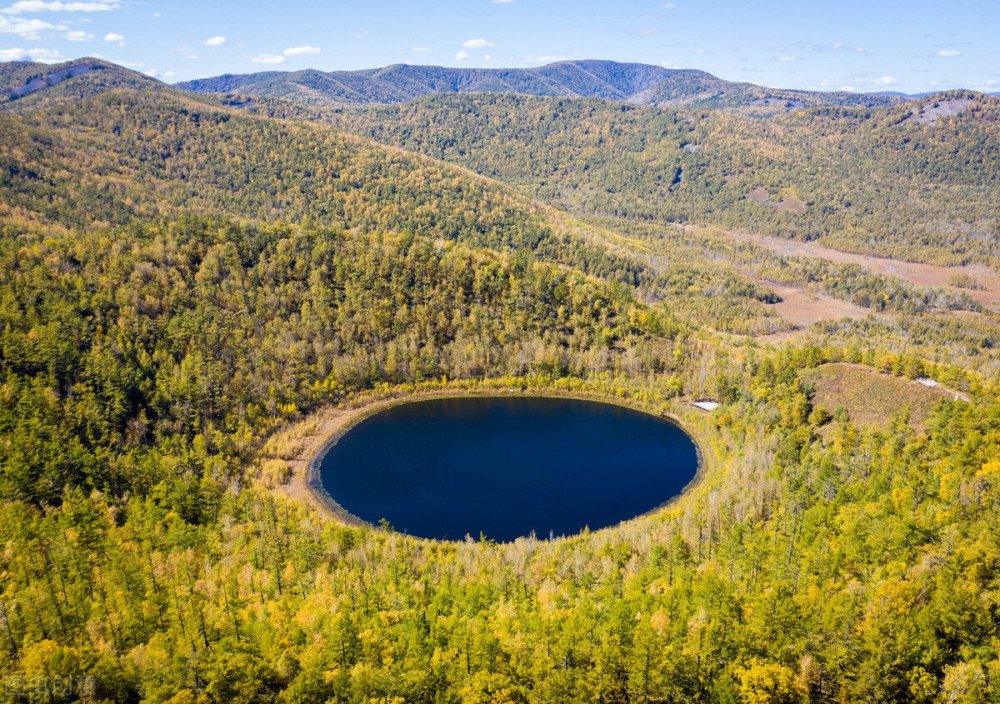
[802,363,952,429]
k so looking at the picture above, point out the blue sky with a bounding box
[1,0,997,94]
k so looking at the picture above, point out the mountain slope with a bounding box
[177,59,908,112]
[327,90,1000,266]
[6,85,836,337]
[0,89,647,285]
[633,70,897,110]
[0,57,166,113]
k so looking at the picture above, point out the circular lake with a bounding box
[318,396,699,542]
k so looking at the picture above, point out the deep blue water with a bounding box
[318,396,699,542]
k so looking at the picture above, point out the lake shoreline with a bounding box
[275,385,711,542]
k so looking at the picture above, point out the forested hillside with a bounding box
[1,91,648,283]
[328,91,1000,266]
[0,58,164,114]
[7,88,856,336]
[1,72,999,704]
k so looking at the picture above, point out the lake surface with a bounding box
[318,396,699,542]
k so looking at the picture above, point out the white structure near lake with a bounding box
[692,400,720,412]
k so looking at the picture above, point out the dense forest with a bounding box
[327,91,1000,266]
[1,66,999,704]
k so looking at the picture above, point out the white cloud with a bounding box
[103,31,123,46]
[351,29,370,38]
[777,55,796,62]
[172,45,198,59]
[454,50,470,61]
[161,70,175,77]
[152,11,160,17]
[283,45,320,56]
[659,2,677,6]
[252,53,285,64]
[462,38,493,49]
[0,15,65,38]
[2,1,117,13]
[493,0,514,3]
[937,49,961,57]
[0,46,63,61]
[533,56,564,63]
[411,46,430,52]
[204,35,226,47]
[875,75,898,85]
[65,28,89,40]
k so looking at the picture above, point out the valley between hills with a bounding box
[1,57,999,703]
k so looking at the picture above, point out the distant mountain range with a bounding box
[174,60,913,112]
[3,57,998,117]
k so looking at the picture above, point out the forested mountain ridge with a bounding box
[327,90,1000,266]
[0,88,650,284]
[9,59,996,268]
[175,59,908,112]
[6,86,874,336]
[0,57,166,114]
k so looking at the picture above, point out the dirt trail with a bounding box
[724,230,1000,309]
[609,221,994,336]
